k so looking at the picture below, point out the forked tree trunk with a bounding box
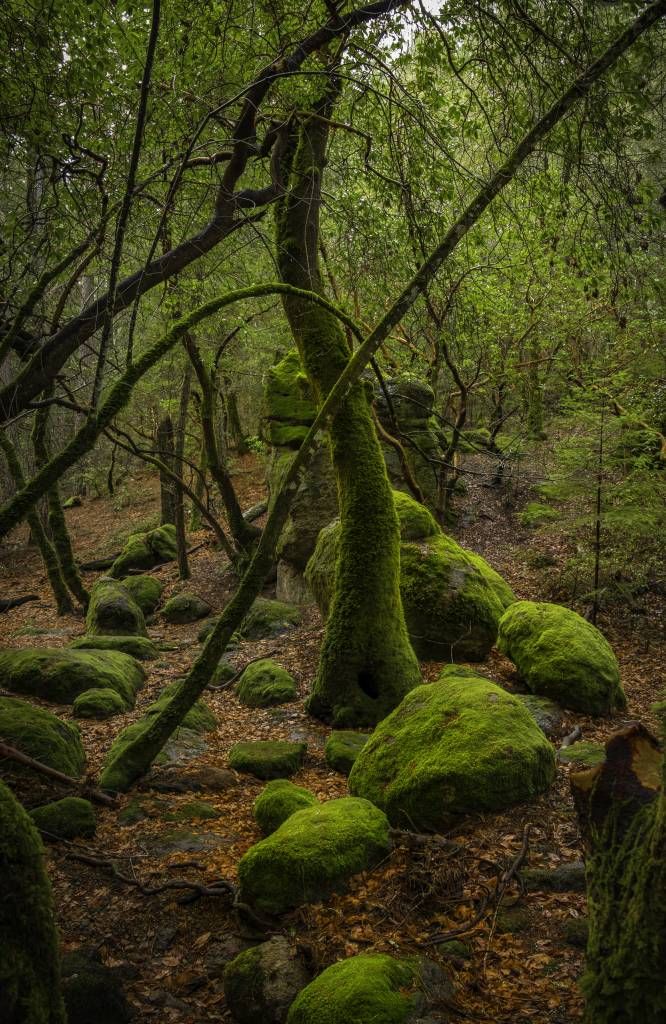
[571,722,666,1023]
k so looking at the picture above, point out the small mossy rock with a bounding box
[229,740,306,780]
[348,670,555,830]
[30,797,96,840]
[224,936,312,1024]
[286,952,452,1024]
[0,647,144,706]
[253,779,318,835]
[69,634,158,660]
[146,765,236,794]
[517,694,565,738]
[212,659,237,686]
[306,490,514,660]
[325,731,371,775]
[522,861,586,893]
[558,740,605,767]
[120,574,163,614]
[72,687,127,719]
[236,659,297,708]
[85,577,147,637]
[148,681,216,733]
[0,696,86,777]
[61,947,132,1024]
[162,592,212,624]
[163,799,220,822]
[497,601,625,715]
[238,797,391,915]
[495,905,530,935]
[241,597,301,639]
[109,523,177,577]
[437,940,471,961]
[0,779,67,1024]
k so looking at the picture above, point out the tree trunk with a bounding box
[156,414,176,525]
[225,388,249,455]
[571,722,666,1023]
[0,779,66,1024]
[276,98,420,726]
[174,361,192,579]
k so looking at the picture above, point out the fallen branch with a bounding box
[0,595,40,612]
[0,741,118,808]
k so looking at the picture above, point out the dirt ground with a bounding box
[1,450,664,1023]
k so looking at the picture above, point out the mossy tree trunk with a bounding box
[174,359,192,579]
[156,415,177,525]
[571,722,666,1023]
[276,96,420,726]
[0,779,66,1024]
[0,433,74,615]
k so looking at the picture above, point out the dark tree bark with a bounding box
[174,360,192,579]
[156,414,177,525]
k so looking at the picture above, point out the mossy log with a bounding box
[571,722,665,1023]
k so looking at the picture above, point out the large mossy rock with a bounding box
[253,779,318,835]
[264,349,318,449]
[0,647,145,707]
[109,523,177,578]
[348,668,556,830]
[236,659,297,708]
[69,634,158,660]
[375,375,446,510]
[0,779,67,1024]
[497,600,625,715]
[286,952,451,1024]
[162,592,211,624]
[238,797,391,915]
[325,731,371,776]
[30,797,96,840]
[224,936,311,1024]
[229,740,306,780]
[306,490,514,661]
[120,574,163,614]
[242,597,301,639]
[72,688,127,720]
[85,577,147,637]
[0,697,86,777]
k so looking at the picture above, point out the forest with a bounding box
[0,0,665,1021]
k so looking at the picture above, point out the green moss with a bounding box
[30,797,96,840]
[558,740,605,767]
[211,659,236,686]
[241,597,301,639]
[109,523,176,577]
[163,799,220,822]
[238,797,390,915]
[229,740,307,780]
[72,687,127,719]
[85,577,147,637]
[0,779,67,1024]
[0,647,144,707]
[149,681,216,733]
[348,670,555,830]
[286,953,422,1024]
[392,490,439,541]
[253,779,318,835]
[497,601,625,715]
[324,731,371,775]
[0,697,86,777]
[236,659,297,708]
[162,592,211,624]
[69,634,158,660]
[120,574,163,614]
[224,937,311,1024]
[264,349,318,449]
[518,502,561,527]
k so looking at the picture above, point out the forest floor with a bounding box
[1,450,664,1023]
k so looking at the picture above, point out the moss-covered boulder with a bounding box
[242,597,301,639]
[497,601,625,715]
[306,490,514,661]
[286,952,452,1024]
[69,634,158,660]
[148,681,216,733]
[30,797,96,840]
[120,574,163,614]
[325,731,371,775]
[162,592,212,624]
[236,659,297,708]
[211,659,237,686]
[558,740,606,767]
[85,576,147,637]
[264,348,318,448]
[72,688,127,719]
[238,797,390,915]
[0,647,144,707]
[109,523,177,578]
[348,668,555,830]
[254,779,318,835]
[229,740,306,780]
[0,779,67,1024]
[61,948,132,1024]
[0,697,86,777]
[224,936,311,1024]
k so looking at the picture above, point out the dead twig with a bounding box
[0,741,118,808]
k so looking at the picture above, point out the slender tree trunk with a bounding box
[189,434,207,532]
[174,360,192,578]
[275,96,420,726]
[225,388,249,455]
[156,414,177,525]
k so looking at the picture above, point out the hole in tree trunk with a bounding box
[358,669,379,700]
